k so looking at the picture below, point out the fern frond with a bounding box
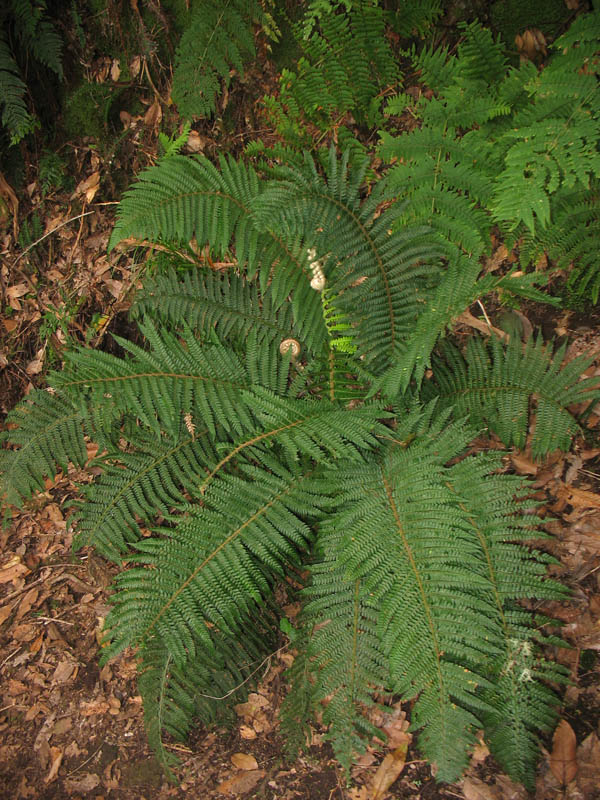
[0,389,107,506]
[294,542,387,771]
[324,422,497,781]
[133,267,314,351]
[428,336,600,458]
[0,32,34,143]
[56,322,259,438]
[72,425,218,561]
[172,0,259,119]
[256,146,444,371]
[139,613,276,776]
[105,460,328,664]
[109,154,328,351]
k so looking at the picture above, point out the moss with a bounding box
[63,82,121,142]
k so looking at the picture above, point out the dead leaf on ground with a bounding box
[462,777,500,800]
[576,732,600,796]
[143,99,162,130]
[71,171,100,203]
[64,773,101,794]
[558,484,600,509]
[550,720,578,786]
[44,746,63,783]
[369,742,409,799]
[231,752,258,770]
[217,769,265,795]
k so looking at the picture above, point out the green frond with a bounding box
[294,537,388,771]
[72,426,218,561]
[172,0,259,119]
[56,321,257,438]
[427,336,600,458]
[0,32,34,143]
[133,267,314,350]
[456,22,507,86]
[0,389,106,506]
[139,614,276,776]
[105,460,328,664]
[256,146,444,371]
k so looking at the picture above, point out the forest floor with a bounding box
[1,44,600,800]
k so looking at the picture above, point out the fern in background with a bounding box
[0,0,63,144]
[172,0,266,120]
[264,0,399,150]
[380,12,600,301]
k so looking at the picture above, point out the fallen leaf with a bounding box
[187,130,205,152]
[143,99,162,129]
[130,55,141,77]
[369,743,408,799]
[550,720,577,786]
[44,746,63,783]
[576,732,600,796]
[231,752,259,770]
[71,172,100,203]
[217,769,265,795]
[51,659,77,683]
[6,283,29,311]
[64,773,100,794]
[462,777,500,800]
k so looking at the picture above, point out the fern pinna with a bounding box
[1,149,597,786]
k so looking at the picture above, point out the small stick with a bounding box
[12,211,94,267]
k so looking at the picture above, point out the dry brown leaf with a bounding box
[550,720,578,786]
[130,55,141,77]
[64,773,100,794]
[26,347,45,376]
[144,99,162,129]
[576,732,600,795]
[0,555,30,584]
[187,130,205,152]
[369,743,409,799]
[72,171,100,203]
[231,752,259,770]
[6,283,29,311]
[559,484,600,509]
[44,746,63,783]
[510,452,538,476]
[0,170,19,239]
[52,660,77,683]
[462,777,500,800]
[217,769,265,795]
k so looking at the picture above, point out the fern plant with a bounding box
[263,0,399,151]
[2,143,597,789]
[380,12,600,299]
[0,0,63,144]
[171,0,276,120]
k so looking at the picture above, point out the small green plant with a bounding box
[171,0,276,120]
[38,151,72,196]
